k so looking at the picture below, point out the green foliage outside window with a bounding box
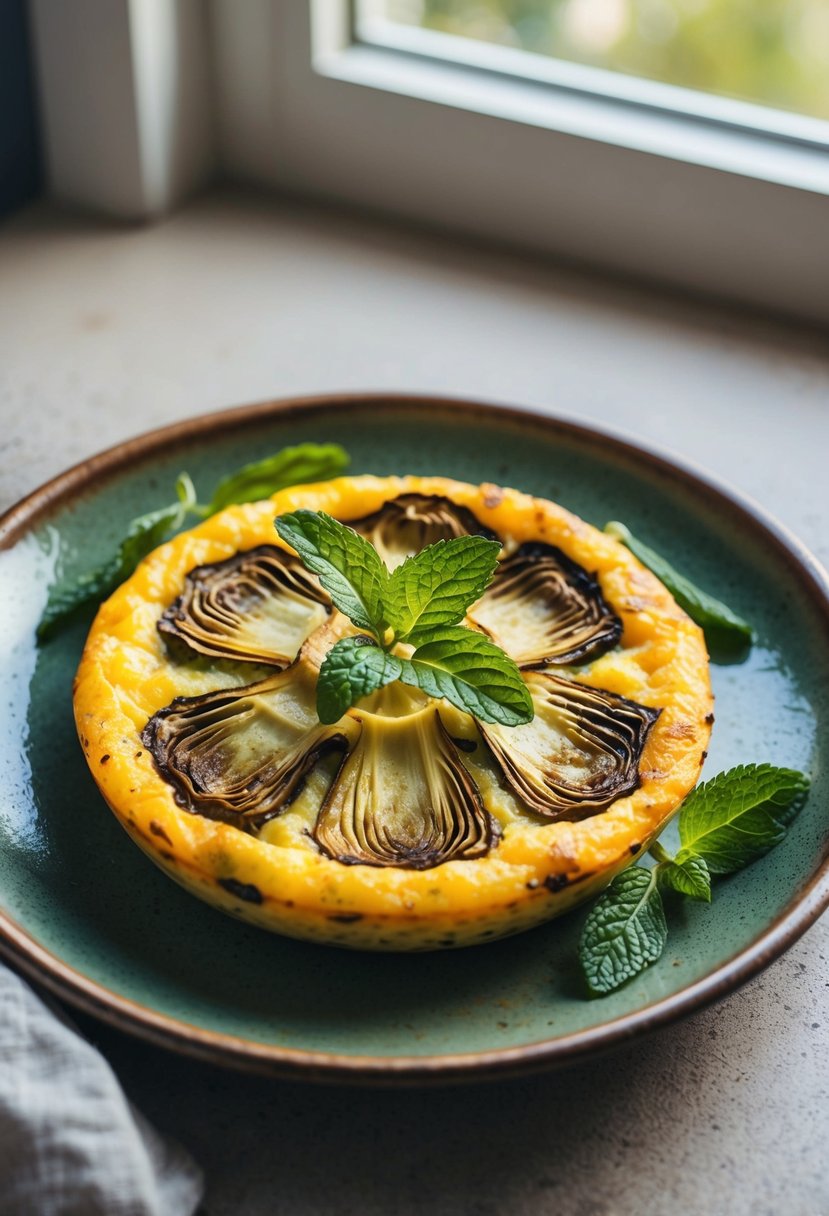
[385,0,829,122]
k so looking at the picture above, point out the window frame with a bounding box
[209,0,829,326]
[29,0,215,220]
[29,0,829,324]
[356,5,829,155]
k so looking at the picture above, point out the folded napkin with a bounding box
[0,962,203,1215]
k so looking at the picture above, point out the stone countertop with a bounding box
[1,190,827,1216]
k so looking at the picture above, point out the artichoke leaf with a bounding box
[468,542,621,668]
[480,671,659,820]
[351,493,499,571]
[143,660,356,827]
[314,707,496,868]
[158,545,331,667]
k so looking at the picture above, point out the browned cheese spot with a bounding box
[665,722,697,740]
[149,819,173,846]
[544,874,569,893]
[217,877,263,904]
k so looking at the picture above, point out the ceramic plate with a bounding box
[1,395,827,1084]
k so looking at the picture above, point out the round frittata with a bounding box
[73,475,713,950]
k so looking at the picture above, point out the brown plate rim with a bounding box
[1,391,828,1086]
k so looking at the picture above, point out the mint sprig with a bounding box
[605,520,753,654]
[652,850,712,903]
[580,867,667,996]
[37,473,197,640]
[317,637,402,724]
[677,764,809,874]
[276,510,533,727]
[205,443,348,514]
[578,763,809,996]
[37,444,349,642]
[275,510,389,638]
[384,537,500,644]
[398,627,534,726]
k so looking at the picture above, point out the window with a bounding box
[210,1,829,324]
[366,0,829,124]
[31,1,829,324]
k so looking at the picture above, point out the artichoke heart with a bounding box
[352,493,499,569]
[480,671,659,820]
[468,542,621,667]
[314,707,496,869]
[157,545,330,666]
[142,660,355,827]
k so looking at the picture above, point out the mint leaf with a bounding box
[117,504,187,572]
[398,626,533,726]
[207,443,349,513]
[657,854,711,902]
[316,636,402,723]
[37,479,196,641]
[579,867,667,995]
[385,535,500,643]
[677,763,809,875]
[274,510,388,638]
[270,511,533,729]
[37,556,124,641]
[118,473,196,571]
[580,765,809,998]
[605,520,753,653]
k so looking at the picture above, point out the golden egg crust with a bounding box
[74,475,713,950]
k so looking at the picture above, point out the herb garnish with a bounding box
[37,443,349,640]
[578,764,809,995]
[38,473,198,642]
[605,520,753,653]
[203,446,348,515]
[274,510,534,727]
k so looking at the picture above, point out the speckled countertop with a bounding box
[1,190,827,1216]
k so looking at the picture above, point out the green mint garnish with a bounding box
[651,843,712,902]
[579,867,668,997]
[317,637,402,725]
[37,473,197,641]
[276,510,533,728]
[604,520,753,654]
[397,627,533,727]
[578,763,809,996]
[205,443,348,514]
[677,764,810,875]
[274,509,389,639]
[384,536,501,644]
[37,445,349,642]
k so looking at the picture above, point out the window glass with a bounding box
[373,0,829,121]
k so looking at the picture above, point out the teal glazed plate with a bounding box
[1,395,827,1084]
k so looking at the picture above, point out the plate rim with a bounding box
[2,391,828,1085]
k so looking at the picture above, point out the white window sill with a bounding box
[1,187,827,571]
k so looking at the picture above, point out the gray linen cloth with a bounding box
[0,962,203,1215]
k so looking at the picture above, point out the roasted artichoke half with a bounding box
[74,475,713,949]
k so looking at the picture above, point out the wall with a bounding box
[0,0,41,219]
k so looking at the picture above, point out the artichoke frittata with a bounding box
[73,475,713,950]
